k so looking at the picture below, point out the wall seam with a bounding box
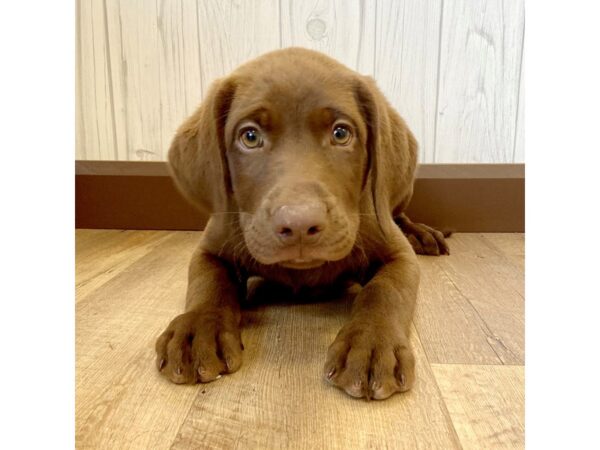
[76,1,87,159]
[102,0,119,160]
[432,0,445,163]
[511,4,525,163]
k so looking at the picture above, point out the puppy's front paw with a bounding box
[155,310,243,384]
[324,323,415,400]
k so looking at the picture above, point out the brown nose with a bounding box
[272,203,327,244]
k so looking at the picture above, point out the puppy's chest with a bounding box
[251,264,346,289]
[237,254,370,291]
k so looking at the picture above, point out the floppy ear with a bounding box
[168,78,236,214]
[354,76,418,236]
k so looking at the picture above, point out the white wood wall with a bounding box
[76,0,524,163]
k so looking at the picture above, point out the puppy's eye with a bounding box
[331,125,352,145]
[239,128,263,149]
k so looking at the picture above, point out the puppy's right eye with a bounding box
[331,124,353,146]
[239,128,263,149]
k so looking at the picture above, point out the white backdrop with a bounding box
[76,0,524,163]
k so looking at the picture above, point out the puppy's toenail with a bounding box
[158,359,166,371]
[326,368,336,379]
[399,373,406,386]
[352,380,364,394]
[175,367,182,375]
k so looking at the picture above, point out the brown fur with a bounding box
[156,48,448,400]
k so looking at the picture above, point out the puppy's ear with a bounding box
[354,76,418,236]
[168,78,236,214]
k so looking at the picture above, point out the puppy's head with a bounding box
[170,48,404,269]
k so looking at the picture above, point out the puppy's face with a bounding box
[223,70,369,269]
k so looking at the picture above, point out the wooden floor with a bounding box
[76,231,524,449]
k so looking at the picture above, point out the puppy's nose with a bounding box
[272,203,327,244]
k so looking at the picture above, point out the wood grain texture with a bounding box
[482,232,525,272]
[75,229,173,302]
[432,364,524,449]
[77,0,116,160]
[155,0,205,158]
[416,234,524,365]
[103,0,206,161]
[281,0,375,74]
[110,0,162,160]
[442,234,524,363]
[434,0,525,163]
[101,0,127,161]
[197,0,281,90]
[375,0,442,163]
[76,231,201,449]
[76,0,525,163]
[415,256,505,364]
[76,231,524,449]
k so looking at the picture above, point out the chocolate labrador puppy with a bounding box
[156,48,448,400]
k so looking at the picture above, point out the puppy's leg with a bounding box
[155,244,244,384]
[324,233,419,400]
[395,212,450,256]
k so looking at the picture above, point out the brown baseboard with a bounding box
[75,161,524,232]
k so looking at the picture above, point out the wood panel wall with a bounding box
[76,0,525,164]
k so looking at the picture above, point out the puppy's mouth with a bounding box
[278,258,325,269]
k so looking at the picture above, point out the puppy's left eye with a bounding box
[331,125,352,145]
[239,127,263,149]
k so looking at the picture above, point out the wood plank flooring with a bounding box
[76,231,524,449]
